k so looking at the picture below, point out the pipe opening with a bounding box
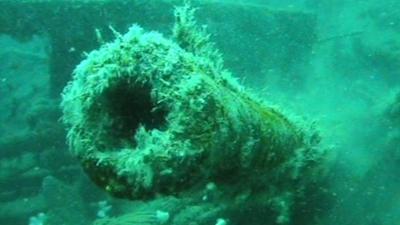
[99,80,168,147]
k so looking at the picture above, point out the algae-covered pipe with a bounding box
[61,5,321,199]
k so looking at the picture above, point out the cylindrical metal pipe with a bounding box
[61,8,323,200]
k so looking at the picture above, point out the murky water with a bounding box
[0,1,399,225]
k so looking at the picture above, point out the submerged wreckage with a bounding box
[62,5,327,224]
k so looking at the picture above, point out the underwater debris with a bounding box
[93,209,162,225]
[215,218,227,225]
[97,200,112,218]
[62,4,327,224]
[29,212,47,225]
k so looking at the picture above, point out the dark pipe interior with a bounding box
[101,80,168,145]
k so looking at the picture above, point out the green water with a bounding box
[0,1,399,225]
